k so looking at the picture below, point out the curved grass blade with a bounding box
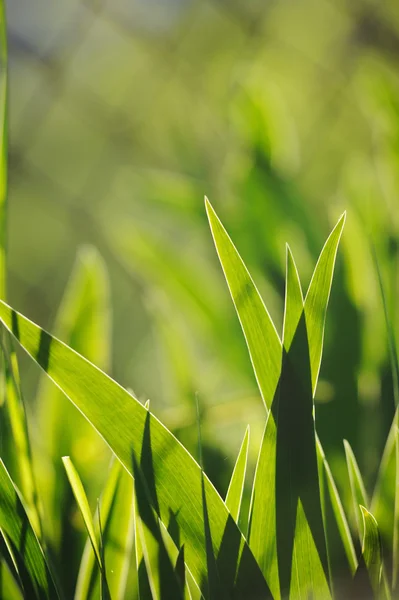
[62,457,110,599]
[0,460,59,599]
[360,506,383,597]
[316,436,358,576]
[0,337,42,538]
[225,426,249,524]
[304,213,346,395]
[0,301,270,600]
[75,459,135,600]
[344,440,369,542]
[205,197,282,411]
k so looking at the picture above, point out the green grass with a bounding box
[2,4,399,600]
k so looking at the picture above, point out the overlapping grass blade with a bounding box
[0,557,22,600]
[0,337,42,538]
[344,440,369,541]
[225,426,249,523]
[0,460,59,599]
[205,197,281,411]
[316,436,358,577]
[75,459,135,600]
[133,456,184,600]
[249,246,330,599]
[62,457,109,599]
[0,301,269,599]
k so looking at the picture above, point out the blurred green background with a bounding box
[5,0,399,591]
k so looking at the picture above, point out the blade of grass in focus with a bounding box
[0,300,270,600]
[0,460,59,599]
[225,426,249,524]
[360,506,384,598]
[344,439,369,542]
[62,457,110,599]
[75,459,135,600]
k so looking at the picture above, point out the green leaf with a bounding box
[0,301,270,600]
[304,213,346,394]
[205,197,282,411]
[75,459,135,600]
[0,460,59,599]
[1,336,42,538]
[249,245,330,599]
[360,506,383,596]
[316,436,358,577]
[344,439,369,542]
[133,455,184,600]
[62,457,102,569]
[225,426,249,523]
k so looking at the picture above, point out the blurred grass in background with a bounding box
[4,0,399,589]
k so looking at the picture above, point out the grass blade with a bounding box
[75,459,135,600]
[304,213,346,394]
[205,197,282,411]
[360,506,383,597]
[0,301,270,599]
[344,439,369,542]
[225,426,249,523]
[249,246,330,599]
[0,460,59,599]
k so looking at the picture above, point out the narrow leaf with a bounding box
[225,426,249,523]
[0,460,59,599]
[304,213,346,394]
[360,506,383,596]
[344,439,369,541]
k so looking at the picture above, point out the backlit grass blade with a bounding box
[0,0,7,300]
[0,302,270,600]
[249,246,330,599]
[360,506,383,597]
[133,456,184,600]
[62,457,110,599]
[0,460,59,599]
[225,426,249,523]
[205,197,282,411]
[304,213,346,394]
[0,557,22,600]
[62,457,102,567]
[0,337,42,538]
[316,436,358,576]
[371,409,398,577]
[344,440,369,542]
[75,459,135,600]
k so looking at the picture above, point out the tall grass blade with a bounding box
[0,460,59,599]
[316,437,358,576]
[344,440,369,542]
[75,459,135,600]
[249,246,330,599]
[304,213,346,395]
[205,197,282,411]
[225,426,249,523]
[0,337,42,538]
[0,301,270,599]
